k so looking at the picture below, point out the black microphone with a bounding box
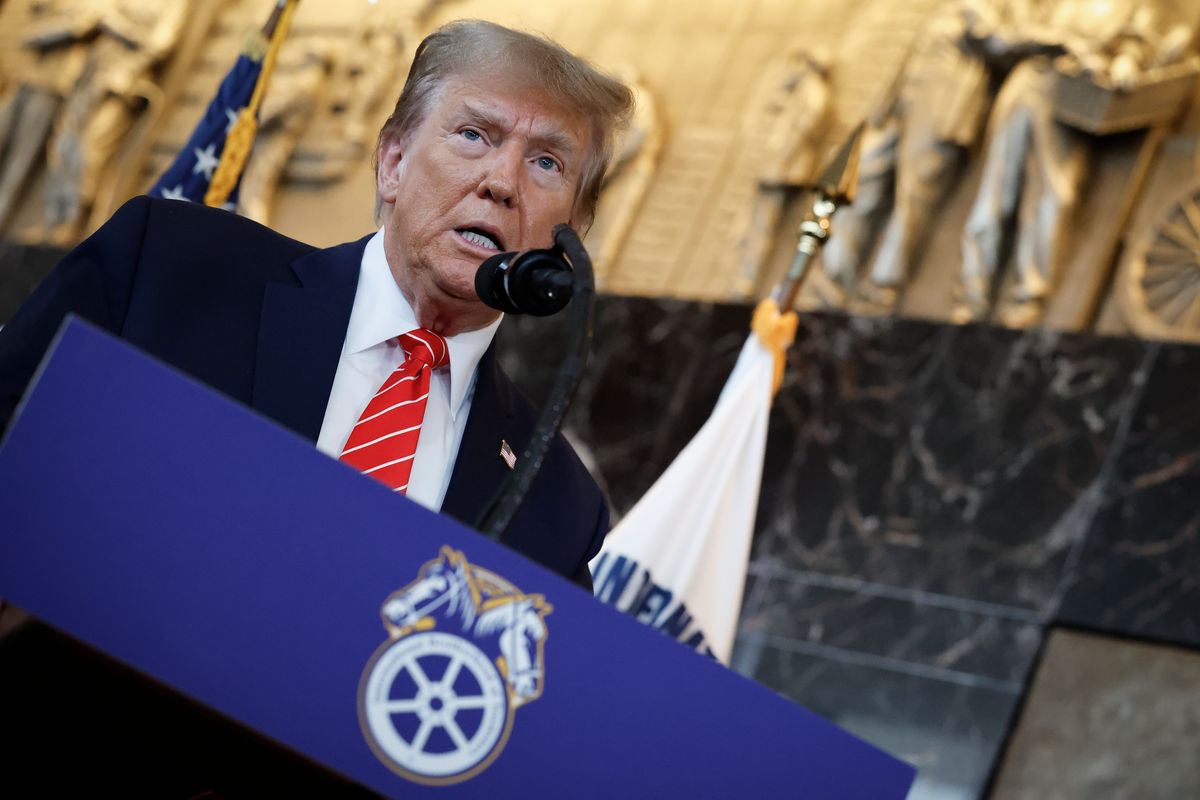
[475,247,574,316]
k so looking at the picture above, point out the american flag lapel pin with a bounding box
[499,439,517,470]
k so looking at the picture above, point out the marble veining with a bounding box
[753,316,1153,612]
[1058,343,1200,648]
[497,295,1198,800]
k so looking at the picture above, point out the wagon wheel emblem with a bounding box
[1121,182,1200,343]
[360,632,512,784]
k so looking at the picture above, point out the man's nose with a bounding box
[476,144,522,208]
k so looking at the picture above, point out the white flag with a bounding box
[589,329,778,664]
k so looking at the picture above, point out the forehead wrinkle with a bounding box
[457,98,505,130]
[458,97,580,158]
[530,127,578,157]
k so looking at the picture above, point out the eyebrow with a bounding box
[459,99,579,157]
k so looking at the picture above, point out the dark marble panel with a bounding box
[498,294,1199,800]
[733,567,1041,799]
[753,315,1153,611]
[498,297,747,513]
[991,628,1200,799]
[736,567,1041,687]
[735,636,1022,800]
[506,300,1155,611]
[1057,343,1200,648]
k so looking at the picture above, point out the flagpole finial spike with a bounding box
[769,122,867,311]
[263,0,296,39]
[814,121,865,207]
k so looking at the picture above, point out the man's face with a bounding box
[376,75,590,334]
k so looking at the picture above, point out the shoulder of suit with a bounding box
[116,196,321,281]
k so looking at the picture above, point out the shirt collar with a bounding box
[346,229,502,421]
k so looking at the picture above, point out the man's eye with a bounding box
[536,156,560,172]
[461,129,482,142]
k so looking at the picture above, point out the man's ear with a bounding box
[376,136,404,203]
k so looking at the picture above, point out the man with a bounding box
[0,19,634,589]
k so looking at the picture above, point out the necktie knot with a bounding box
[399,329,449,370]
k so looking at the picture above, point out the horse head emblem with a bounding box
[380,548,479,636]
[360,546,554,785]
[474,595,552,707]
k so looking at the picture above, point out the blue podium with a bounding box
[0,320,914,798]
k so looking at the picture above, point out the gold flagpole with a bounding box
[204,0,301,208]
[771,122,865,311]
[754,124,865,396]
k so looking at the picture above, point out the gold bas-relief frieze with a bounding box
[583,66,664,287]
[0,0,203,244]
[2,0,1200,342]
[790,0,1200,342]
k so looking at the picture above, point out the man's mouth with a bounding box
[456,227,503,251]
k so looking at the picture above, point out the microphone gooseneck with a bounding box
[473,226,596,542]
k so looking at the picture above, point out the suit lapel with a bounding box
[252,237,367,442]
[441,341,517,530]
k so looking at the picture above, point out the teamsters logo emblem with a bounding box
[358,546,552,785]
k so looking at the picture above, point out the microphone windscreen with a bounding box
[475,248,574,316]
[475,252,520,314]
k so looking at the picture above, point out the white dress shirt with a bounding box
[316,229,502,511]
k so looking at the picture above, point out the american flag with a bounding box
[147,44,265,211]
[148,0,294,211]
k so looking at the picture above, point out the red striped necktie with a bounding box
[339,329,449,493]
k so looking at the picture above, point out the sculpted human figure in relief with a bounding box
[42,0,191,243]
[283,1,437,186]
[583,65,663,280]
[816,0,1041,311]
[0,0,108,236]
[732,48,830,292]
[958,0,1194,325]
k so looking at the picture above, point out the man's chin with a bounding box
[434,263,488,305]
[430,278,500,326]
[436,279,482,306]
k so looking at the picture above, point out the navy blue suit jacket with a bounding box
[0,196,609,588]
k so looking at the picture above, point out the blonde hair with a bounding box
[375,19,635,229]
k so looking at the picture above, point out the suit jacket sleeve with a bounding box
[571,496,611,592]
[0,197,150,432]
